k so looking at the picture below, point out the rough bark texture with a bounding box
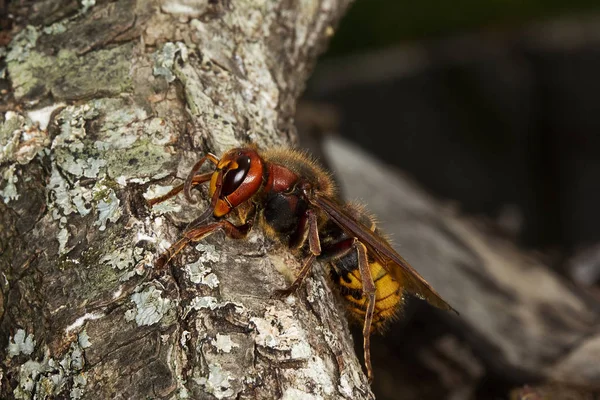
[0,1,375,399]
[322,137,600,398]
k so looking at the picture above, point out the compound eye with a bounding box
[222,156,251,196]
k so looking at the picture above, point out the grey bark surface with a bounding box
[323,137,600,396]
[0,1,375,399]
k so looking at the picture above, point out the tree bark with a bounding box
[0,1,373,399]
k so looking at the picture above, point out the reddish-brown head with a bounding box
[209,147,264,217]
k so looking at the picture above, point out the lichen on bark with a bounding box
[1,0,370,399]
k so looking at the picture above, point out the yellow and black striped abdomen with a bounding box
[333,259,404,331]
[321,202,405,330]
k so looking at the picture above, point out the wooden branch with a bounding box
[0,1,376,399]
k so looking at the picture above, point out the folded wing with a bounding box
[311,194,457,314]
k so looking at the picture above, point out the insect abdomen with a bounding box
[322,202,404,330]
[332,259,404,330]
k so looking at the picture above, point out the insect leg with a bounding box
[193,168,224,224]
[184,153,219,203]
[272,254,316,298]
[156,219,252,268]
[147,172,213,206]
[273,210,321,297]
[355,239,376,383]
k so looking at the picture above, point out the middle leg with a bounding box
[354,239,376,383]
[273,209,321,297]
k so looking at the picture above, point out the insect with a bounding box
[148,146,456,382]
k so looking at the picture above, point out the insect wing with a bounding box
[311,195,456,313]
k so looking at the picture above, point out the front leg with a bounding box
[147,173,213,206]
[156,219,253,268]
[273,209,321,297]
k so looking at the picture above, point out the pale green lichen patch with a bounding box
[7,329,36,357]
[89,99,175,183]
[101,247,135,273]
[194,363,235,400]
[5,25,40,63]
[202,272,219,288]
[213,334,238,354]
[182,244,222,288]
[1,110,50,165]
[56,152,107,179]
[7,49,54,99]
[42,21,67,35]
[183,296,243,318]
[0,164,19,204]
[0,108,55,203]
[185,256,219,288]
[291,341,311,359]
[185,259,209,285]
[250,307,310,354]
[153,42,188,83]
[90,99,147,145]
[81,0,96,13]
[57,227,70,254]
[12,340,89,399]
[44,99,177,251]
[250,306,336,398]
[47,103,112,242]
[125,286,173,326]
[50,103,103,221]
[100,245,150,282]
[52,103,99,149]
[194,243,220,263]
[94,189,121,231]
[77,330,92,349]
[104,139,171,182]
[48,165,79,217]
[178,385,190,399]
[13,359,53,399]
[70,374,87,400]
[188,296,218,311]
[7,33,134,100]
[47,163,121,252]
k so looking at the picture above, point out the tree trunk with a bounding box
[0,1,372,399]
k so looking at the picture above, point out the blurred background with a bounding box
[298,1,600,399]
